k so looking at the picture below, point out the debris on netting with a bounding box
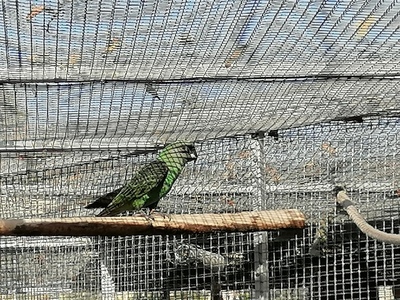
[222,159,238,181]
[321,142,338,156]
[218,195,236,207]
[145,83,161,100]
[355,16,377,39]
[166,242,245,272]
[28,53,48,66]
[102,37,122,58]
[224,46,246,68]
[236,150,252,159]
[265,164,281,184]
[387,188,400,199]
[44,0,88,33]
[303,160,322,179]
[178,33,196,44]
[309,211,335,257]
[58,54,82,70]
[26,5,46,21]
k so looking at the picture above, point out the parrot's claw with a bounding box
[137,208,155,222]
[140,213,155,222]
[138,210,171,221]
[151,211,171,221]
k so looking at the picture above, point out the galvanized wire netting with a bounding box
[0,0,400,299]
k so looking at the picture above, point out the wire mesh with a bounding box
[0,0,399,299]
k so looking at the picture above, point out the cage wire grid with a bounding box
[0,0,399,299]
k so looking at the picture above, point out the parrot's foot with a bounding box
[140,213,155,222]
[137,209,155,222]
[138,208,171,221]
[149,209,171,221]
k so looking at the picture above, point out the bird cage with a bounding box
[0,0,400,299]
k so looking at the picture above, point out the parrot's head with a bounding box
[158,141,198,167]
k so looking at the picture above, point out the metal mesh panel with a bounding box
[264,118,400,299]
[0,0,399,299]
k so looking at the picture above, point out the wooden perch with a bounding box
[0,210,305,236]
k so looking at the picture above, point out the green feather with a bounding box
[85,141,197,217]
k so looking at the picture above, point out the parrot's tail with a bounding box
[85,188,123,209]
[96,202,130,217]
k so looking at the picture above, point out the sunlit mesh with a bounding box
[0,0,400,298]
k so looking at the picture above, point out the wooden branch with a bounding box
[0,210,305,236]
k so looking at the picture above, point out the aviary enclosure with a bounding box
[0,0,399,299]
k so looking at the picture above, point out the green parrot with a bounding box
[85,141,197,216]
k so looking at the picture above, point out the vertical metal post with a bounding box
[100,260,115,300]
[253,132,270,299]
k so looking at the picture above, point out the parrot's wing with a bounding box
[117,160,169,201]
[96,160,169,216]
